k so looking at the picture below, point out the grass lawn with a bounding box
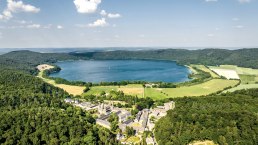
[121,136,140,144]
[145,79,239,100]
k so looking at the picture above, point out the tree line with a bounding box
[154,89,258,145]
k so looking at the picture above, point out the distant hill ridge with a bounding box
[1,48,258,75]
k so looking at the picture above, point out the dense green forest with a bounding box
[0,70,118,145]
[0,50,78,75]
[154,89,258,145]
[2,48,258,75]
[72,48,258,69]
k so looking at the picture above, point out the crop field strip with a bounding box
[209,65,258,93]
[144,79,239,100]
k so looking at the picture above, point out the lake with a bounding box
[50,60,191,83]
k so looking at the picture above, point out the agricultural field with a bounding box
[210,68,240,80]
[84,84,144,97]
[190,65,219,78]
[211,65,258,75]
[145,79,239,100]
[209,65,258,92]
[225,84,258,92]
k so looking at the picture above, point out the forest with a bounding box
[0,70,119,145]
[72,48,258,69]
[154,89,258,145]
[2,48,258,76]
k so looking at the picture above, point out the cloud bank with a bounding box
[74,0,101,14]
[0,0,40,20]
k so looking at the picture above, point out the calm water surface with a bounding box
[50,60,191,83]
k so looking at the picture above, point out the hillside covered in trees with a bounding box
[0,50,79,75]
[2,48,258,74]
[72,48,258,69]
[154,89,258,145]
[0,70,118,144]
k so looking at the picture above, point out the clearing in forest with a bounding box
[189,140,217,145]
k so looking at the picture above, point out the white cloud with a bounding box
[57,25,63,29]
[27,24,41,29]
[107,13,121,18]
[74,0,101,14]
[88,18,108,27]
[100,10,121,19]
[0,0,40,20]
[238,0,251,3]
[0,10,13,20]
[100,10,107,16]
[205,0,218,2]
[7,0,40,13]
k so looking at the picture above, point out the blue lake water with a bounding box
[50,60,191,83]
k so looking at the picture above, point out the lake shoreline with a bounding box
[50,59,191,83]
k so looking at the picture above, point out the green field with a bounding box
[209,65,258,92]
[209,65,258,75]
[191,65,219,78]
[239,74,256,84]
[145,79,239,100]
[224,84,258,92]
[85,79,239,100]
[84,84,144,97]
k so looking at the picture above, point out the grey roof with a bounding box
[123,119,133,125]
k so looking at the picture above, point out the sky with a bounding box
[0,0,258,48]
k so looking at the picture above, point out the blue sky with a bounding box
[0,0,257,48]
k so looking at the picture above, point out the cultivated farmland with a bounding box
[145,79,239,100]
